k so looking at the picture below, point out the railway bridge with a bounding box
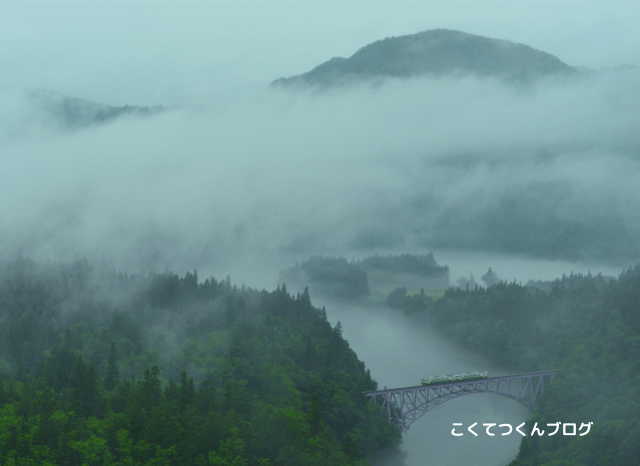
[364,370,556,433]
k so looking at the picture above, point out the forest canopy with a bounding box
[0,255,402,466]
[391,266,640,465]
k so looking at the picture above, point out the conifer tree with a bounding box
[105,342,119,391]
[343,433,361,464]
[309,393,323,437]
[179,370,195,412]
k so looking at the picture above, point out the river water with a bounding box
[324,302,532,466]
[208,250,621,466]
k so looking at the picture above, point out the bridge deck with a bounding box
[363,370,556,433]
[363,370,556,395]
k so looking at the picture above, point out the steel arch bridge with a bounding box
[364,370,556,434]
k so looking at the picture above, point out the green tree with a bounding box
[308,393,323,438]
[343,432,361,464]
[207,428,247,466]
[105,342,119,391]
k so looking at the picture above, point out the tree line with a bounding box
[390,266,640,465]
[0,255,402,465]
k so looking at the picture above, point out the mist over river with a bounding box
[186,246,625,465]
[277,250,621,466]
[322,301,530,466]
[204,249,621,464]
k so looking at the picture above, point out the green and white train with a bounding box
[421,371,489,386]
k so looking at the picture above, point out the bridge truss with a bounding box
[364,370,556,433]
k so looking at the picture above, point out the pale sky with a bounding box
[1,2,639,106]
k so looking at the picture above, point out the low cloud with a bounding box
[1,69,639,282]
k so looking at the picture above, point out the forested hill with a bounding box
[30,89,166,129]
[271,29,576,88]
[0,256,402,465]
[356,254,449,282]
[393,266,640,465]
[280,256,370,301]
[279,253,449,301]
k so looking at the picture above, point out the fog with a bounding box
[2,70,639,277]
[2,2,640,465]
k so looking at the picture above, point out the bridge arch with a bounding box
[364,371,555,433]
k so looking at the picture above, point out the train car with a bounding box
[421,371,488,386]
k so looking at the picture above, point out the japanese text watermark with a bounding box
[451,422,593,437]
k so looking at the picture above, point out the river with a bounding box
[322,301,530,466]
[326,303,530,466]
[208,250,621,466]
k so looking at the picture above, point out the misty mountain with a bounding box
[271,29,576,88]
[30,89,166,128]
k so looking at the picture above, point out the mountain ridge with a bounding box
[29,89,167,129]
[272,28,577,87]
